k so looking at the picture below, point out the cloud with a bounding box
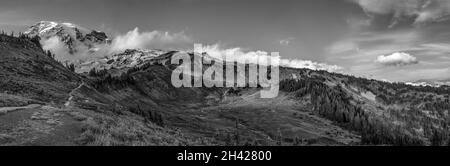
[326,30,420,60]
[419,43,450,55]
[403,67,450,81]
[326,29,450,81]
[375,52,419,66]
[41,36,67,59]
[326,40,359,54]
[351,0,419,16]
[41,36,97,62]
[277,37,295,45]
[197,44,343,72]
[350,0,450,25]
[346,16,371,30]
[42,37,121,66]
[109,28,193,53]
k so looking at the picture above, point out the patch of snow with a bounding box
[361,91,376,102]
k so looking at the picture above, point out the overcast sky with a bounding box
[1,0,450,82]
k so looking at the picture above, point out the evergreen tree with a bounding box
[30,35,42,49]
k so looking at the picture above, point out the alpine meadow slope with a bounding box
[1,20,450,146]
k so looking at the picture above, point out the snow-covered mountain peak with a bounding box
[24,21,110,54]
[25,21,57,35]
[76,48,175,73]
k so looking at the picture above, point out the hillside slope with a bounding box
[75,50,450,145]
[2,34,449,146]
[0,35,225,146]
[279,68,450,145]
[0,34,81,106]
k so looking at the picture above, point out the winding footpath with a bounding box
[64,81,85,108]
[0,81,87,145]
[0,104,41,115]
[0,81,85,116]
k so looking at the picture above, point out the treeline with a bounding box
[1,30,76,73]
[0,31,42,50]
[46,50,76,72]
[280,79,368,131]
[390,107,450,146]
[423,101,450,112]
[89,67,109,77]
[289,68,450,145]
[279,79,425,145]
[128,104,165,127]
[88,66,166,127]
[89,68,136,91]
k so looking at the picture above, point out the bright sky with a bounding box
[1,0,449,82]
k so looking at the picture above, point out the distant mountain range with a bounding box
[406,79,450,87]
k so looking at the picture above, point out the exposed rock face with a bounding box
[81,31,110,44]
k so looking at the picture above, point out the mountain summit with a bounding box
[24,21,111,54]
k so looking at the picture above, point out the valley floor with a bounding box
[0,105,83,145]
[156,90,360,146]
[0,89,361,146]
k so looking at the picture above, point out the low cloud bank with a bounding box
[108,28,192,53]
[41,36,96,62]
[376,52,419,66]
[198,44,343,72]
